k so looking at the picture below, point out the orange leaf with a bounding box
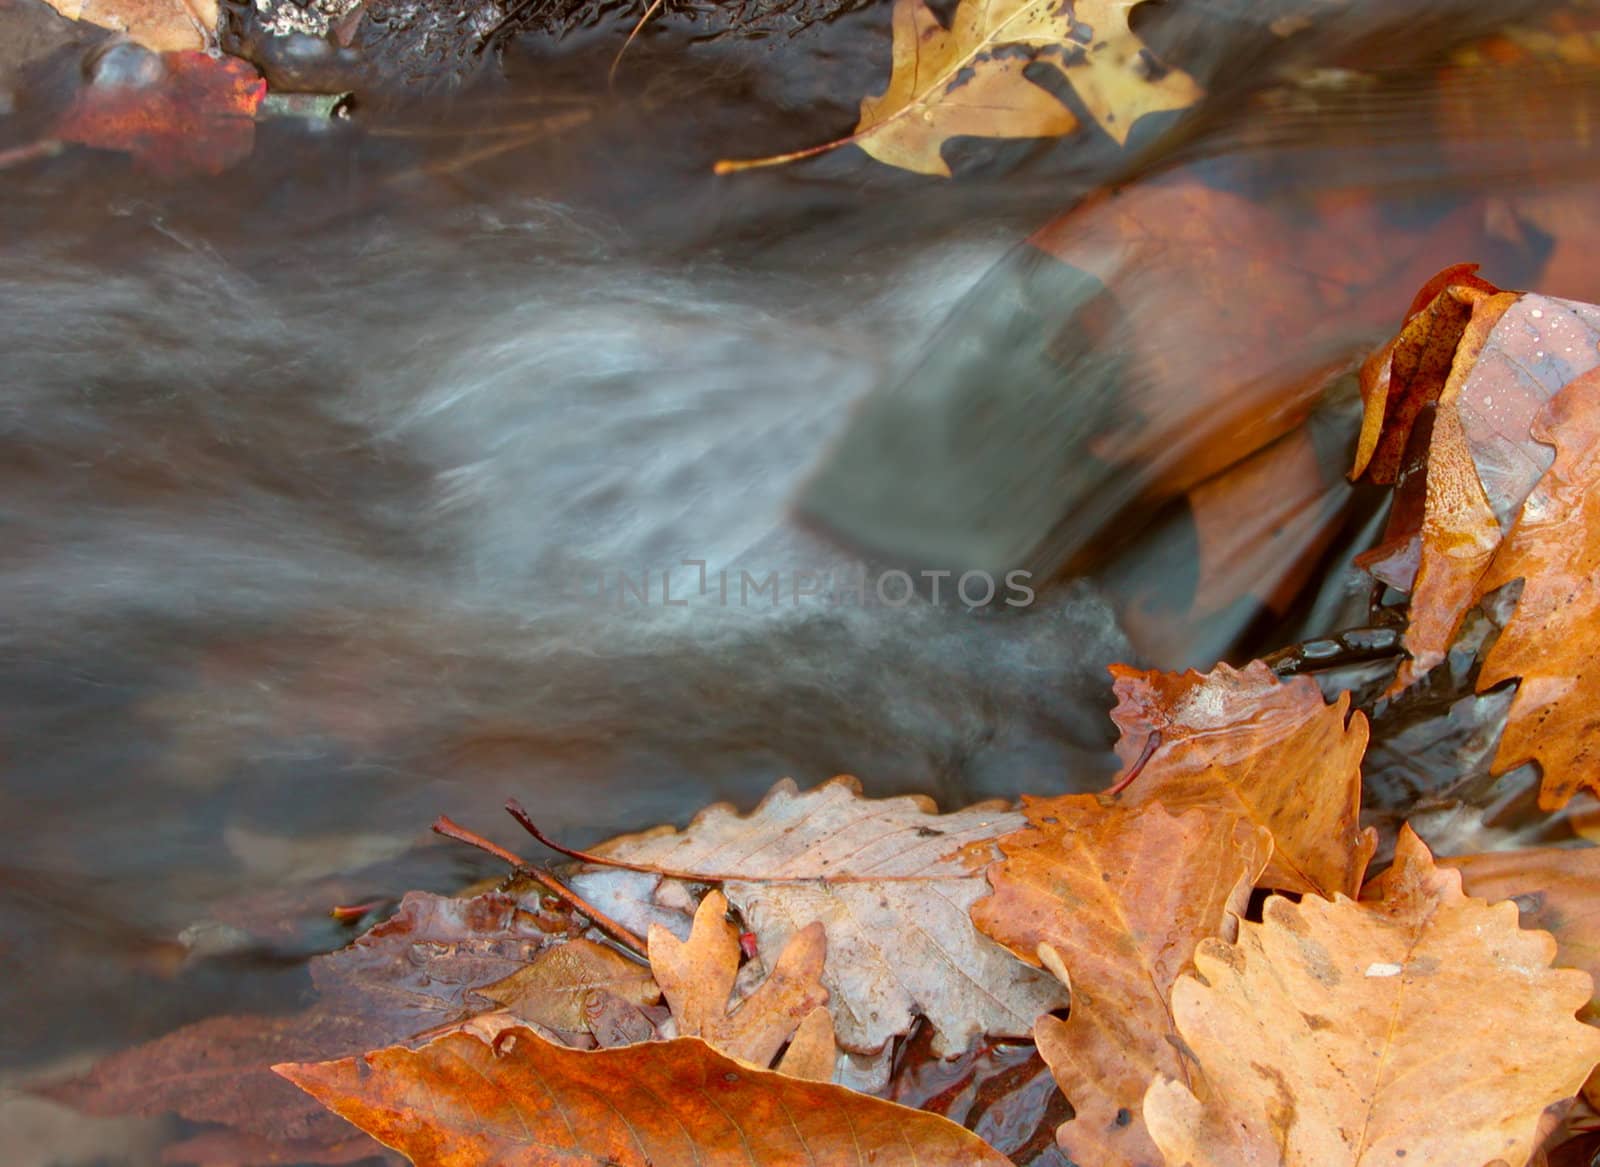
[972,797,1269,1167]
[1145,827,1600,1167]
[649,889,831,1069]
[54,51,264,177]
[1354,281,1600,691]
[1440,846,1600,1014]
[276,1028,1014,1166]
[1475,369,1600,809]
[476,937,659,1035]
[1107,661,1376,899]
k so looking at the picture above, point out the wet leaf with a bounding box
[54,50,264,177]
[475,937,658,1034]
[44,0,217,51]
[276,1027,1015,1166]
[586,775,1067,1054]
[1438,847,1600,1013]
[1475,369,1600,809]
[649,889,831,1069]
[48,890,566,1163]
[972,797,1269,1167]
[1107,661,1377,899]
[1144,826,1600,1167]
[715,0,1196,176]
[1353,275,1600,691]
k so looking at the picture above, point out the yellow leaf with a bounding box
[1144,826,1600,1167]
[716,0,1198,176]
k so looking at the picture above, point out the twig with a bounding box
[1105,731,1162,798]
[608,0,664,87]
[432,815,648,958]
[434,814,528,867]
[503,798,1003,885]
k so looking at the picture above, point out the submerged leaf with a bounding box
[716,0,1196,175]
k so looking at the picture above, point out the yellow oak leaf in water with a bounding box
[716,0,1200,176]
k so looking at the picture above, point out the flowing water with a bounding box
[1,1,1596,1160]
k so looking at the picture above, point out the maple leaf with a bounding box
[1106,662,1377,899]
[1144,826,1600,1167]
[649,888,832,1070]
[715,0,1197,176]
[580,775,1067,1054]
[1473,368,1600,809]
[972,796,1270,1167]
[276,1027,1016,1166]
[1352,273,1600,692]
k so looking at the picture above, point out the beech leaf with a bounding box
[276,1028,1015,1166]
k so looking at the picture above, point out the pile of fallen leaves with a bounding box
[46,270,1600,1166]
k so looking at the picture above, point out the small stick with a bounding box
[1105,731,1161,798]
[433,815,648,958]
[503,797,1002,885]
[608,0,664,87]
[434,815,527,867]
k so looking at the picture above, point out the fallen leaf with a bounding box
[649,889,830,1069]
[45,0,217,51]
[1352,277,1600,691]
[54,50,264,177]
[1144,826,1600,1167]
[1107,662,1376,899]
[587,775,1067,1054]
[715,0,1196,176]
[475,937,658,1035]
[277,1027,1015,1165]
[1438,846,1600,1014]
[48,890,567,1162]
[1475,369,1600,809]
[972,797,1269,1167]
[775,1007,838,1082]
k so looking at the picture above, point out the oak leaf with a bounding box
[716,0,1197,176]
[1352,273,1600,692]
[585,775,1067,1053]
[1440,846,1600,1014]
[972,796,1270,1167]
[1474,369,1600,809]
[649,889,831,1069]
[1144,826,1600,1167]
[276,1027,1015,1166]
[1106,661,1376,899]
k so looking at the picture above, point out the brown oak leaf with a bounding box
[1144,826,1600,1167]
[972,796,1270,1167]
[1106,662,1376,899]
